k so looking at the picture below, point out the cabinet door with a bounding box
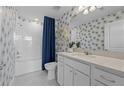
[64,65,73,86]
[57,62,64,86]
[74,70,90,86]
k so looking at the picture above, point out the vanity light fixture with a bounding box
[76,6,103,15]
[83,9,89,15]
[89,6,96,12]
[78,6,86,12]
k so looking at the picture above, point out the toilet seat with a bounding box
[45,62,57,70]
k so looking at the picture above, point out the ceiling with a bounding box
[16,6,124,24]
[16,6,73,20]
[70,6,124,26]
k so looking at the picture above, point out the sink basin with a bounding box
[85,55,96,58]
[70,53,96,58]
[69,53,85,56]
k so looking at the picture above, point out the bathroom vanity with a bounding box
[57,52,124,86]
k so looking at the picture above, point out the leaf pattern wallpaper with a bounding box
[55,7,124,52]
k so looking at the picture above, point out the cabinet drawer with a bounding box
[58,56,64,62]
[94,67,124,86]
[64,57,90,76]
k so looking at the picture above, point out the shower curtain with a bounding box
[42,16,55,70]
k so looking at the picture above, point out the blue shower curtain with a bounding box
[42,16,55,70]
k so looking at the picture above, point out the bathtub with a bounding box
[15,58,41,76]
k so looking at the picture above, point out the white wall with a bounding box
[15,17,42,76]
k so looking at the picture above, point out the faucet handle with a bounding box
[84,51,88,55]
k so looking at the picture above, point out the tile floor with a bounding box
[12,70,59,86]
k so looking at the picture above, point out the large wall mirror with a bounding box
[70,6,124,52]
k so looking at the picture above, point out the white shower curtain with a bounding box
[0,6,16,86]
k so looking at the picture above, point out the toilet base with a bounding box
[47,70,56,80]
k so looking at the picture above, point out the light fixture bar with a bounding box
[76,6,103,15]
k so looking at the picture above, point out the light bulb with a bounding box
[83,9,89,15]
[89,6,96,12]
[78,6,85,12]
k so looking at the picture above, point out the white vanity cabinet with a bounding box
[63,64,90,86]
[73,70,90,86]
[57,54,124,86]
[91,66,124,86]
[64,65,73,85]
[57,56,64,86]
[105,20,124,52]
[57,55,90,86]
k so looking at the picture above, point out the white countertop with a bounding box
[58,52,124,73]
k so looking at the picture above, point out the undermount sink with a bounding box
[69,52,85,56]
[85,55,96,58]
[70,52,96,58]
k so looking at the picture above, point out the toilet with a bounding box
[45,62,57,80]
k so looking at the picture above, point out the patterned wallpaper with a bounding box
[56,7,124,52]
[0,6,16,86]
[55,8,75,52]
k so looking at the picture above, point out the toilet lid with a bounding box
[45,62,57,69]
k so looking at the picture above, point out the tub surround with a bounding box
[15,12,42,76]
[57,52,124,86]
[15,58,41,76]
